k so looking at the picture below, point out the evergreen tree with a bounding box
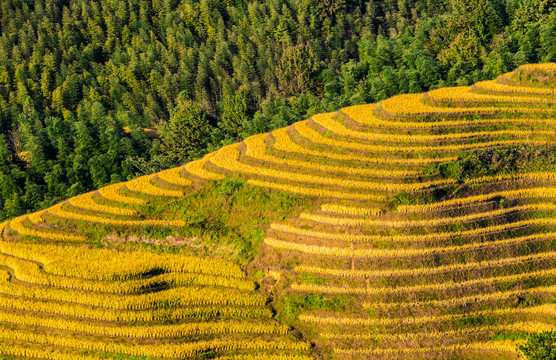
[160,98,211,163]
[220,90,256,138]
[276,44,319,96]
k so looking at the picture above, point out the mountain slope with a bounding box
[2,63,556,359]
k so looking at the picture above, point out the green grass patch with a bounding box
[63,175,316,266]
[144,176,315,263]
[279,293,348,324]
[298,275,326,285]
[490,332,528,341]
[98,351,156,360]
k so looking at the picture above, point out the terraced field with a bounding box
[1,63,556,359]
[0,170,313,359]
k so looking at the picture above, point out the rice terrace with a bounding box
[2,63,556,359]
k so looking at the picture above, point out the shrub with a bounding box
[518,331,556,360]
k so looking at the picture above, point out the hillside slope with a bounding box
[1,63,556,359]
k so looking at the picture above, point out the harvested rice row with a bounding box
[244,134,420,177]
[299,303,556,326]
[362,285,556,310]
[0,240,245,280]
[8,216,85,242]
[474,80,554,95]
[428,86,556,105]
[300,202,556,228]
[334,340,519,356]
[398,187,556,213]
[27,211,45,224]
[0,277,265,310]
[0,294,271,322]
[49,203,186,227]
[97,183,146,205]
[184,152,227,180]
[126,173,184,197]
[68,191,138,216]
[465,171,556,184]
[321,321,552,340]
[156,166,193,186]
[342,104,556,128]
[0,342,102,360]
[292,268,556,296]
[312,111,556,142]
[380,94,546,116]
[0,336,309,359]
[294,250,556,278]
[211,143,455,192]
[294,120,554,152]
[248,179,385,201]
[0,251,254,292]
[519,63,556,72]
[271,218,549,243]
[320,199,556,220]
[271,127,457,164]
[264,231,556,258]
[0,311,288,338]
[215,355,314,360]
[319,204,383,216]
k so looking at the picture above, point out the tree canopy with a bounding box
[0,0,554,220]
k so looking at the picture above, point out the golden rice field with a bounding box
[2,63,556,359]
[0,217,311,358]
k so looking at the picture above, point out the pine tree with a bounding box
[160,97,211,162]
[220,90,256,138]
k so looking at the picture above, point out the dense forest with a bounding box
[0,0,554,220]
